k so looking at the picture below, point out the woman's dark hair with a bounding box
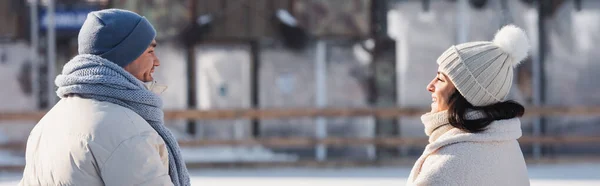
[447,91,525,133]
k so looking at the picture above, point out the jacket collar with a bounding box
[421,110,452,143]
[421,110,523,154]
[423,117,523,155]
[143,80,168,95]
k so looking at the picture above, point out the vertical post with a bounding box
[456,0,470,43]
[421,0,430,12]
[373,0,397,161]
[499,0,512,26]
[315,40,327,161]
[532,0,548,160]
[250,40,260,137]
[47,0,57,106]
[246,0,261,138]
[574,0,582,11]
[368,0,378,161]
[30,0,39,109]
[186,0,198,136]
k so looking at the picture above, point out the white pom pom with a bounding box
[492,25,530,67]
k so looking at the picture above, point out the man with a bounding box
[20,9,189,186]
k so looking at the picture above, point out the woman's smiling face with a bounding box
[426,72,456,113]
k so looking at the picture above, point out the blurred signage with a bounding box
[39,7,97,32]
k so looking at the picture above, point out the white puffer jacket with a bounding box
[407,111,530,186]
[20,96,173,186]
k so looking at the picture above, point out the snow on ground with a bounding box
[0,151,24,166]
[181,146,299,162]
[0,163,598,185]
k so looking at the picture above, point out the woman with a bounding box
[407,25,531,186]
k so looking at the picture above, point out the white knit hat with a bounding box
[437,25,530,106]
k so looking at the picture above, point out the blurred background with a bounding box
[0,0,599,185]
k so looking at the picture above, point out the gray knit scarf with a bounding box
[55,54,190,186]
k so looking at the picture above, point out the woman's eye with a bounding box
[437,77,443,82]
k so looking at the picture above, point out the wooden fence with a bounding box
[3,106,600,121]
[1,106,600,169]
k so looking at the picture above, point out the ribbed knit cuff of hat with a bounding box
[421,110,453,143]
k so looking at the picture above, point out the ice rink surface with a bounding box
[1,162,599,185]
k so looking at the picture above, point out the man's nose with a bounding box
[154,58,160,66]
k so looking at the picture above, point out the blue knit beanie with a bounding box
[77,9,156,67]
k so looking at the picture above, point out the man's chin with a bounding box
[143,73,154,82]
